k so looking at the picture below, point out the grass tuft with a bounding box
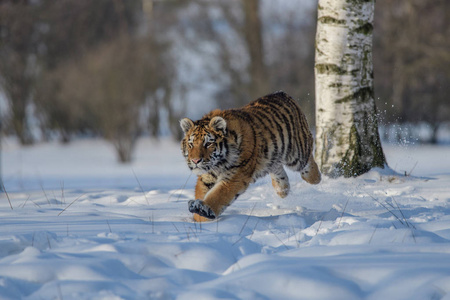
[132,169,149,205]
[1,180,13,210]
[58,194,86,216]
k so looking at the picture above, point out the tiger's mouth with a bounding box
[191,166,207,175]
[189,161,210,174]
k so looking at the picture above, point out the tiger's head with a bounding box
[180,116,227,175]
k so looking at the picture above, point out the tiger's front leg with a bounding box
[192,175,216,222]
[189,175,251,222]
[189,174,217,222]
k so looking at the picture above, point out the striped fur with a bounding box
[180,91,321,222]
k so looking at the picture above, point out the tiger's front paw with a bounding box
[188,200,216,220]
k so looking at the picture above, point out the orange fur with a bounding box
[180,92,321,222]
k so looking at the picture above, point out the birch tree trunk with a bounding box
[314,0,386,177]
[242,0,269,101]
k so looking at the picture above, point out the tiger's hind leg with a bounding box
[270,166,290,198]
[300,154,321,184]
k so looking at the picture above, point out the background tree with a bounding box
[0,1,39,145]
[40,34,167,163]
[33,0,142,142]
[374,0,450,143]
[3,0,447,167]
[32,0,175,162]
[242,0,269,101]
[265,1,317,122]
[314,0,386,177]
[1,0,319,151]
[142,0,184,140]
[175,0,316,118]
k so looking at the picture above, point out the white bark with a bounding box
[315,0,385,177]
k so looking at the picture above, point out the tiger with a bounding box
[180,91,321,222]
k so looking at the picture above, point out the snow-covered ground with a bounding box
[1,137,450,299]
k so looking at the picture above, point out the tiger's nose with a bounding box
[191,158,202,165]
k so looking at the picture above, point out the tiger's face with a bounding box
[180,116,227,175]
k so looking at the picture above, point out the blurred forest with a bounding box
[0,0,449,162]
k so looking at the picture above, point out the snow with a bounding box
[2,137,450,299]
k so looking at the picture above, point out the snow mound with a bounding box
[1,139,450,299]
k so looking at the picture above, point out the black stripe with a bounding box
[271,94,311,164]
[202,180,215,190]
[227,110,258,168]
[252,100,289,157]
[251,112,278,160]
[229,130,239,143]
[248,99,291,153]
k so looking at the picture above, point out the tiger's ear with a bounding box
[180,118,194,135]
[209,116,227,134]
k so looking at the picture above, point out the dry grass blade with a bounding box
[20,195,31,208]
[248,219,260,241]
[232,235,245,246]
[171,222,180,233]
[106,220,112,233]
[132,169,149,205]
[267,227,289,250]
[406,161,418,176]
[47,234,52,249]
[315,214,326,236]
[167,172,192,203]
[182,224,190,241]
[337,198,350,228]
[188,226,198,239]
[233,219,260,246]
[39,177,50,206]
[58,194,86,216]
[60,181,66,205]
[368,224,379,244]
[239,202,257,236]
[392,196,416,229]
[1,180,13,210]
[367,193,405,226]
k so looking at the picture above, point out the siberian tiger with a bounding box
[180,91,321,222]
